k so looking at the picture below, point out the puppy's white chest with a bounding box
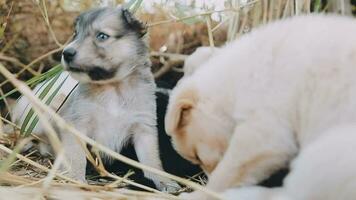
[99,91,123,117]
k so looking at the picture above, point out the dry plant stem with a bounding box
[0,54,39,75]
[41,153,65,191]
[106,171,134,187]
[0,116,47,144]
[36,0,62,47]
[106,173,166,196]
[150,52,188,61]
[268,0,273,21]
[0,33,19,54]
[17,47,64,77]
[0,1,14,41]
[0,116,17,128]
[0,116,3,135]
[0,186,132,199]
[89,147,173,197]
[0,88,12,120]
[206,15,215,47]
[282,0,292,18]
[227,0,241,42]
[16,33,73,77]
[305,0,311,12]
[10,150,37,169]
[32,154,65,200]
[0,47,64,88]
[0,172,32,185]
[212,16,230,33]
[275,0,283,19]
[0,137,33,173]
[263,0,268,23]
[15,177,46,188]
[154,60,182,79]
[0,64,224,200]
[22,95,65,165]
[237,11,249,38]
[0,144,82,185]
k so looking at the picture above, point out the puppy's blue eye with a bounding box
[96,32,110,41]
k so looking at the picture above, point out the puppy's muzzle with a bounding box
[62,48,77,63]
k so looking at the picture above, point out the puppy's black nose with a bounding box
[62,48,77,62]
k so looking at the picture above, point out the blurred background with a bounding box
[0,0,355,101]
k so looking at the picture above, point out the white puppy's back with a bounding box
[187,14,356,145]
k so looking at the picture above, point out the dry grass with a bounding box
[0,0,355,199]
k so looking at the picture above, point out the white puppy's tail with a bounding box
[222,186,291,200]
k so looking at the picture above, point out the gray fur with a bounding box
[59,7,179,191]
[63,7,149,83]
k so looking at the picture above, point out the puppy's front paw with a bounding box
[151,176,181,193]
[160,180,181,193]
[59,163,87,183]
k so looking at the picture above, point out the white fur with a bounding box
[183,47,219,76]
[165,14,356,199]
[223,125,356,200]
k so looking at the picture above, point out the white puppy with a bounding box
[165,14,356,199]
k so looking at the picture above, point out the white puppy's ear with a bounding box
[165,89,198,136]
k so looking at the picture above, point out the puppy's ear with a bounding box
[121,9,147,37]
[165,89,198,136]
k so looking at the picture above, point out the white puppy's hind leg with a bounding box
[282,125,356,200]
[133,125,180,192]
[223,187,289,200]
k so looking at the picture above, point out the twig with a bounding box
[0,54,39,76]
[150,52,188,61]
[0,88,12,122]
[0,144,82,185]
[211,16,230,33]
[18,47,64,77]
[205,15,215,47]
[0,1,14,43]
[0,33,19,54]
[0,47,64,88]
[35,0,62,47]
[154,60,182,79]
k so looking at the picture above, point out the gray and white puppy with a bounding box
[14,7,178,191]
[60,7,179,191]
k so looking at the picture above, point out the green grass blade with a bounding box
[20,73,62,136]
[123,0,143,13]
[0,143,22,173]
[130,0,143,13]
[0,64,63,100]
[124,0,136,10]
[23,74,70,136]
[313,0,322,12]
